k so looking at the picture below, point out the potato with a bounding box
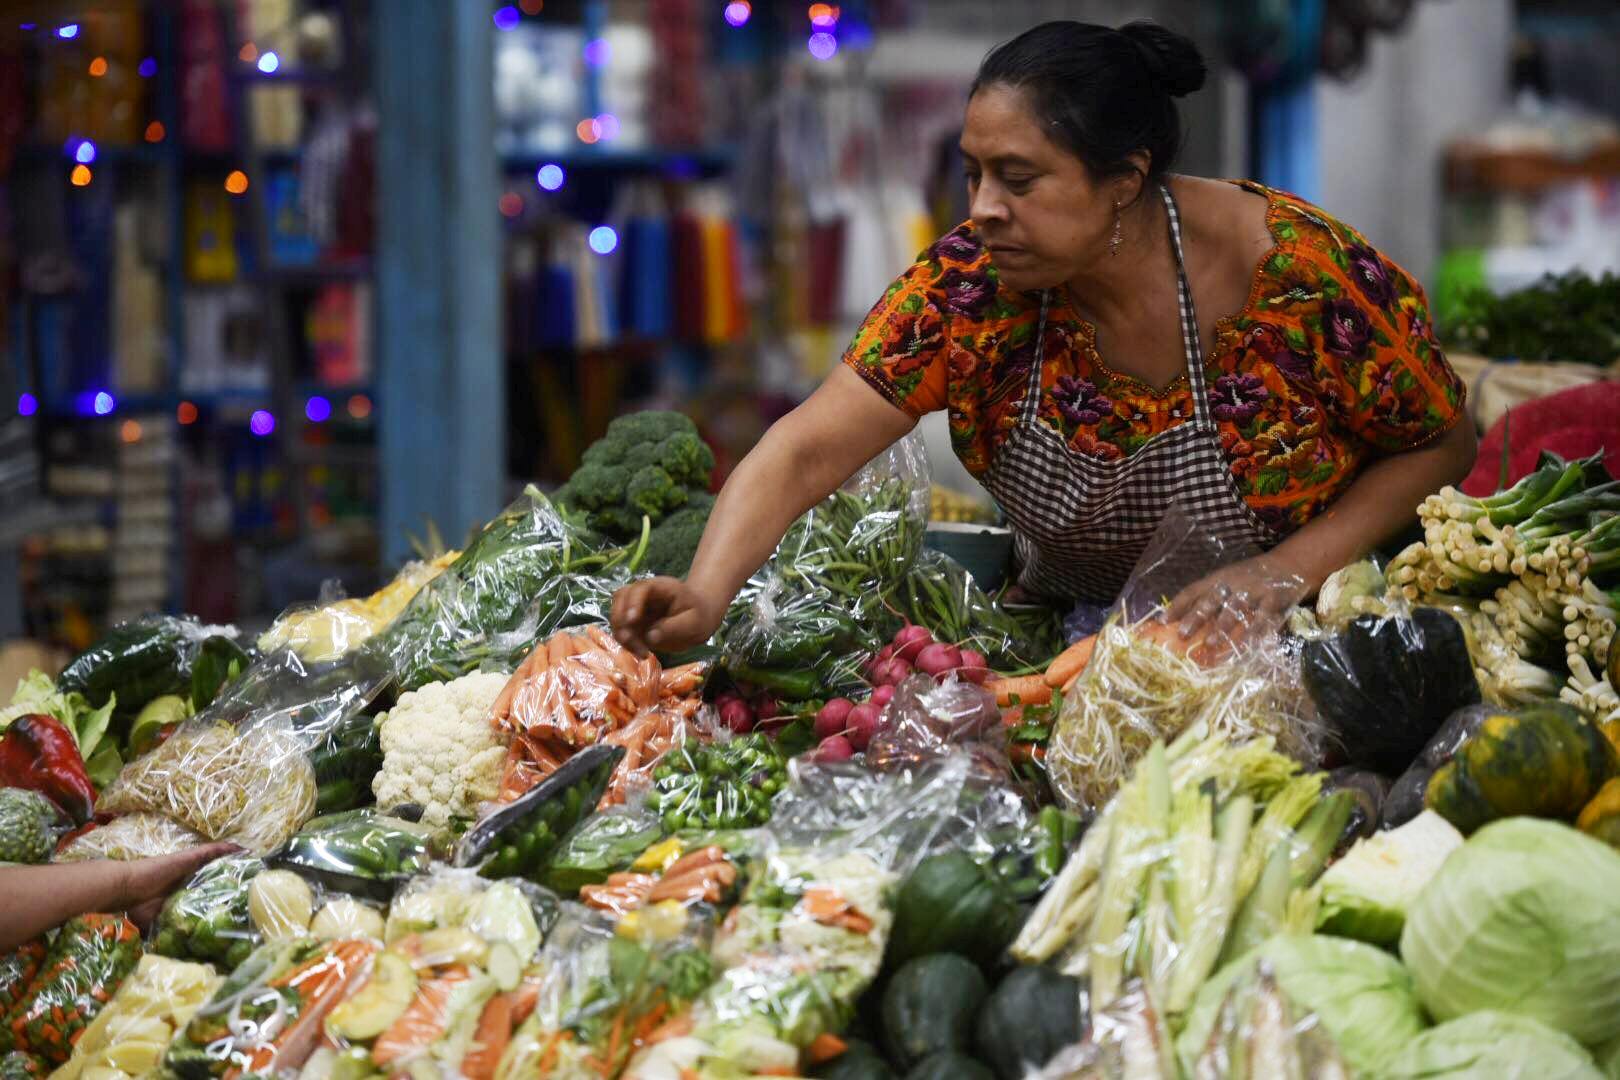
[102,1038,168,1074]
[309,898,385,942]
[248,869,316,939]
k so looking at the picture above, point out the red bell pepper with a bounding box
[0,714,99,823]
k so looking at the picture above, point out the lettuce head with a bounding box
[1382,1011,1601,1080]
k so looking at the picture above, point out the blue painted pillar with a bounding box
[374,1,503,563]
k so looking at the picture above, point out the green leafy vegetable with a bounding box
[1316,810,1462,946]
[1382,1011,1602,1080]
[1443,271,1620,367]
[1399,816,1620,1046]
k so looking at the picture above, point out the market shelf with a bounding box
[498,145,737,177]
[1444,141,1620,196]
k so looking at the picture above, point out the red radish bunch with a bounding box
[714,688,783,735]
[811,624,992,759]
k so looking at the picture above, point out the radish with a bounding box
[754,696,781,721]
[957,649,990,684]
[914,642,964,679]
[870,684,895,708]
[892,624,933,663]
[873,657,913,686]
[814,734,855,763]
[718,697,754,734]
[815,698,854,741]
[845,703,881,750]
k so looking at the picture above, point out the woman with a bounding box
[612,20,1476,654]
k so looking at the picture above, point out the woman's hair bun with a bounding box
[1119,21,1206,98]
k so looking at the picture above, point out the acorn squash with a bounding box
[887,853,1020,972]
[1577,777,1620,848]
[1425,703,1617,834]
[882,953,988,1071]
[811,1039,895,1080]
[903,1053,995,1080]
[1300,608,1481,774]
[974,964,1084,1080]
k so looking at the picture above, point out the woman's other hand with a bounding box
[1167,554,1308,661]
[611,577,724,657]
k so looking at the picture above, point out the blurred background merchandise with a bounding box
[1,0,1617,646]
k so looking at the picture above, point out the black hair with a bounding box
[971,21,1207,188]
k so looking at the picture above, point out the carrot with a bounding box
[460,993,513,1080]
[659,662,706,697]
[806,1033,848,1066]
[372,968,470,1066]
[537,1031,567,1075]
[509,980,541,1026]
[1044,634,1096,688]
[630,1000,669,1044]
[1001,705,1025,728]
[989,675,1052,707]
[644,1013,695,1047]
[1062,669,1086,694]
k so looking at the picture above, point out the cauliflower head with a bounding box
[372,672,511,829]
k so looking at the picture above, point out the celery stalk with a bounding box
[1166,793,1252,1013]
[1088,741,1170,1008]
[1287,791,1354,889]
[1222,836,1293,965]
[1235,774,1322,903]
[1169,787,1215,945]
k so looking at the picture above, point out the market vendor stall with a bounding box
[0,406,1617,1080]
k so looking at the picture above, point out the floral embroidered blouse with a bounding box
[842,180,1467,535]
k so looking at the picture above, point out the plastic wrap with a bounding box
[896,548,1064,670]
[458,744,622,883]
[258,555,456,663]
[0,789,71,864]
[1380,704,1491,829]
[0,944,46,1016]
[50,954,223,1080]
[718,434,931,700]
[362,487,629,693]
[534,804,667,898]
[1047,612,1323,816]
[1184,962,1351,1079]
[1030,983,1177,1080]
[1,915,143,1067]
[500,903,716,1080]
[865,674,1009,780]
[277,809,437,901]
[150,853,267,967]
[492,627,704,809]
[162,936,377,1080]
[55,812,208,862]
[55,615,248,718]
[300,874,553,1080]
[645,733,786,832]
[1299,607,1483,774]
[96,648,390,853]
[578,845,742,918]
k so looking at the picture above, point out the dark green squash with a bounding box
[812,1039,895,1080]
[882,954,988,1070]
[1300,608,1480,774]
[887,853,1021,971]
[974,964,1084,1080]
[1426,702,1617,833]
[904,1053,995,1080]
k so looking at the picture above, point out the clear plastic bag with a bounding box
[503,902,716,1080]
[579,844,742,917]
[96,650,390,854]
[55,812,207,862]
[1186,962,1352,1079]
[493,627,706,809]
[49,954,223,1080]
[644,732,786,833]
[719,433,931,698]
[1,914,144,1067]
[54,614,248,717]
[363,487,630,693]
[1032,982,1177,1080]
[534,802,667,898]
[865,674,1009,780]
[383,866,557,957]
[0,942,46,1016]
[258,555,456,663]
[895,547,1064,670]
[150,853,268,968]
[277,809,438,899]
[162,936,378,1080]
[1298,604,1484,774]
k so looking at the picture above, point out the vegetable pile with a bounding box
[6,413,1620,1080]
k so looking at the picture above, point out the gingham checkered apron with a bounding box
[982,184,1278,604]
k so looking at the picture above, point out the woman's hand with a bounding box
[117,843,242,928]
[1167,554,1309,659]
[611,577,725,657]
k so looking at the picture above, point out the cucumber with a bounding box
[486,943,522,992]
[328,953,417,1041]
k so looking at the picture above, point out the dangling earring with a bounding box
[1109,202,1124,257]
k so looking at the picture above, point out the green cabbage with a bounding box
[1382,1011,1601,1080]
[1400,817,1620,1046]
[1316,810,1462,946]
[1175,934,1425,1075]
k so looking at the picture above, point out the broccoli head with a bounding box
[622,440,661,474]
[626,465,687,522]
[606,411,697,448]
[566,463,628,511]
[643,506,711,577]
[658,431,716,489]
[594,505,645,539]
[580,438,627,469]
